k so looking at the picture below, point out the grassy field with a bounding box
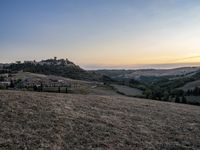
[0,90,200,149]
[111,84,143,97]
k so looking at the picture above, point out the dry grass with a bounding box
[111,84,143,97]
[0,90,200,150]
[11,72,95,87]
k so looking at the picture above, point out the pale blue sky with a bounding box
[1,0,200,69]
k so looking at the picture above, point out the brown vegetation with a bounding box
[0,90,200,149]
[111,84,143,97]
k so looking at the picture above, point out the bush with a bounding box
[182,96,187,104]
[175,97,180,103]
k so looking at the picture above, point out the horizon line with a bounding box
[1,58,200,70]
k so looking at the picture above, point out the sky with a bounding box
[1,0,200,69]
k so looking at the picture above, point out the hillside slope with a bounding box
[180,80,200,91]
[0,91,200,149]
[4,58,109,82]
[96,67,200,79]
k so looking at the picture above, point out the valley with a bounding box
[2,1,200,149]
[1,58,200,105]
[1,58,200,149]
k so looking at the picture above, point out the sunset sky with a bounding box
[1,0,200,69]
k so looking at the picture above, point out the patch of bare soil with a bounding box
[0,90,200,150]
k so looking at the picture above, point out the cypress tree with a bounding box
[182,96,187,104]
[175,97,180,103]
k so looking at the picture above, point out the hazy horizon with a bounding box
[1,0,200,69]
[1,57,200,70]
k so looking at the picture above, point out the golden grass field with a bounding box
[0,90,200,149]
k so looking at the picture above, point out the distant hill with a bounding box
[2,58,112,82]
[96,67,200,81]
[180,80,200,91]
[96,67,200,103]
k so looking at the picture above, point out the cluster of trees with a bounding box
[186,87,200,96]
[0,79,18,89]
[5,61,110,82]
[0,76,5,81]
[0,69,11,74]
[175,96,187,103]
[113,76,192,103]
[7,80,69,93]
[32,83,68,93]
[139,71,200,105]
[143,88,189,103]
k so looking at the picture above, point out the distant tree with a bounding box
[175,97,180,103]
[33,85,38,91]
[151,88,162,100]
[40,82,43,92]
[60,59,65,66]
[129,79,140,85]
[144,89,152,99]
[192,87,200,96]
[16,61,21,64]
[172,89,184,97]
[197,87,200,95]
[163,91,170,101]
[102,75,113,83]
[182,96,187,104]
[0,76,4,81]
[186,90,192,96]
[10,80,14,88]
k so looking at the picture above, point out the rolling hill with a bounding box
[3,58,111,82]
[96,67,200,82]
[0,90,200,149]
[1,59,200,105]
[180,80,200,91]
